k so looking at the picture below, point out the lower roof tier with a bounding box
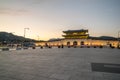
[63,35,89,39]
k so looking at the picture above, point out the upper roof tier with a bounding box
[63,29,88,33]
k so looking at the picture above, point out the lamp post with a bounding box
[37,35,40,41]
[24,28,29,38]
[118,31,120,46]
[22,28,29,48]
[118,31,120,39]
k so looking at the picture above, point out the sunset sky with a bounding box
[0,0,120,40]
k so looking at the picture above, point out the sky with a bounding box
[0,0,120,40]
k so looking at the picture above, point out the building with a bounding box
[62,29,89,39]
[35,29,119,48]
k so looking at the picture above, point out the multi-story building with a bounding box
[62,29,89,39]
[35,29,119,48]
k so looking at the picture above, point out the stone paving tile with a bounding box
[0,48,120,80]
[33,76,58,80]
[103,73,120,80]
[50,73,70,80]
[69,72,93,80]
[0,76,16,80]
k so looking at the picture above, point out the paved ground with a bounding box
[0,47,120,80]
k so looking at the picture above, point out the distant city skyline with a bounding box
[0,0,120,40]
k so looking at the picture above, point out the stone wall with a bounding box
[35,39,119,47]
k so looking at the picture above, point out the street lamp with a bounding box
[22,28,29,48]
[118,31,120,39]
[24,28,29,38]
[37,35,40,41]
[118,31,120,48]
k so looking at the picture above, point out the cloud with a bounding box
[27,0,58,5]
[0,7,29,16]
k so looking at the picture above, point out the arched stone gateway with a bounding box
[45,43,49,47]
[81,41,84,45]
[67,42,70,46]
[73,41,78,46]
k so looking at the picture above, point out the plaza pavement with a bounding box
[0,47,120,80]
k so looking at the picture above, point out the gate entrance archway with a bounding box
[67,42,70,46]
[81,41,84,45]
[73,41,78,46]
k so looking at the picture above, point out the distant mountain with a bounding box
[89,36,118,40]
[48,38,64,42]
[0,32,36,43]
[1,32,118,44]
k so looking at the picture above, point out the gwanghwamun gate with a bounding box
[36,29,120,48]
